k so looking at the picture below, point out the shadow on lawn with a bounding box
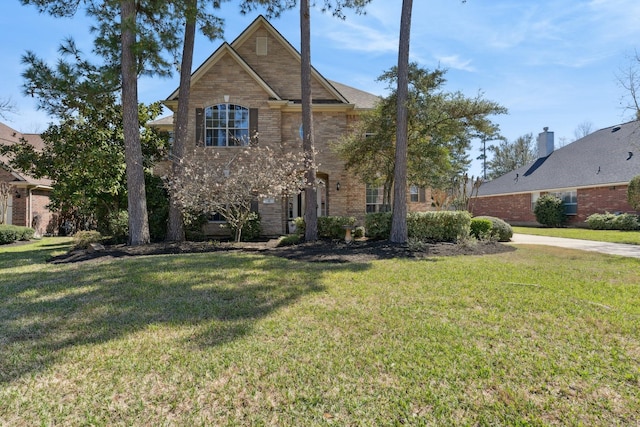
[0,249,370,383]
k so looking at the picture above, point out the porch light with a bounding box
[336,182,341,191]
[14,190,20,199]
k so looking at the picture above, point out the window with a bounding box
[550,190,578,215]
[204,104,249,147]
[208,212,225,222]
[366,184,386,213]
[410,185,419,202]
[531,192,540,212]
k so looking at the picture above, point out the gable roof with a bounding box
[0,122,52,188]
[166,41,281,103]
[478,120,640,196]
[164,15,378,110]
[230,15,349,104]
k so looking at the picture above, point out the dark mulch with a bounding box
[48,238,516,264]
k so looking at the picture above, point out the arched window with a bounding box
[204,103,249,147]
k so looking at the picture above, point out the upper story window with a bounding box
[204,104,249,147]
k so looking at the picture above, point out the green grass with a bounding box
[1,238,639,425]
[513,226,640,245]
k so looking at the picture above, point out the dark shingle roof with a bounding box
[478,120,640,196]
[328,80,381,110]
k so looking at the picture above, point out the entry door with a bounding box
[288,178,327,220]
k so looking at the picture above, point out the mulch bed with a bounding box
[48,238,516,264]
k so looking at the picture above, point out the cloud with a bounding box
[320,19,398,54]
[435,54,476,72]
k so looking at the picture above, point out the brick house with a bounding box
[0,122,56,236]
[153,15,432,236]
[473,121,640,225]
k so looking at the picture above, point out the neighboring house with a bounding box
[473,122,640,225]
[0,122,56,236]
[153,15,432,236]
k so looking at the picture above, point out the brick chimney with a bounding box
[537,127,554,158]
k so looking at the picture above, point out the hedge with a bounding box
[293,216,357,240]
[407,211,471,242]
[586,212,640,231]
[0,225,35,244]
[365,211,471,242]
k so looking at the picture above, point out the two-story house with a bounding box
[153,15,431,237]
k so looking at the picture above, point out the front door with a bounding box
[287,178,327,232]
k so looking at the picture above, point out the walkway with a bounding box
[510,233,640,259]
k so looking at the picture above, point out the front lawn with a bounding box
[1,238,639,425]
[513,226,640,245]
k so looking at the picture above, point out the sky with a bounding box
[2,0,640,178]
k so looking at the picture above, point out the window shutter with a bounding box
[249,108,258,143]
[419,188,426,203]
[250,200,259,213]
[195,108,204,146]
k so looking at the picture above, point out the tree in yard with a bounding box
[165,0,224,242]
[9,36,167,237]
[0,182,13,225]
[334,64,506,212]
[486,133,535,180]
[390,0,412,243]
[628,175,640,211]
[166,144,305,242]
[20,0,206,245]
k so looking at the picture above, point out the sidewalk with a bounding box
[509,233,640,259]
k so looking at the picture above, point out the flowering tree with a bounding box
[166,143,305,242]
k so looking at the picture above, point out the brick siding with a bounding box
[472,185,639,226]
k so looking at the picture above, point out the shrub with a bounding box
[587,212,639,231]
[613,213,640,230]
[277,234,301,247]
[182,212,209,242]
[318,216,357,239]
[0,225,34,244]
[292,217,305,236]
[364,212,392,240]
[628,175,640,210]
[586,212,616,230]
[17,226,35,241]
[0,225,19,244]
[354,226,365,239]
[407,211,471,242]
[105,210,129,244]
[73,230,103,249]
[534,194,566,227]
[470,218,493,240]
[475,216,513,242]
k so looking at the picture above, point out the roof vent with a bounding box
[611,126,621,133]
[256,37,267,56]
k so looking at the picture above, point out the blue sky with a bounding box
[2,0,640,178]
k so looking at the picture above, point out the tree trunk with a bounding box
[390,0,413,243]
[166,0,197,242]
[121,0,150,246]
[300,0,317,242]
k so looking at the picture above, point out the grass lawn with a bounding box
[513,226,640,245]
[1,237,639,425]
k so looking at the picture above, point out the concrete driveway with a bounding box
[510,233,640,259]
